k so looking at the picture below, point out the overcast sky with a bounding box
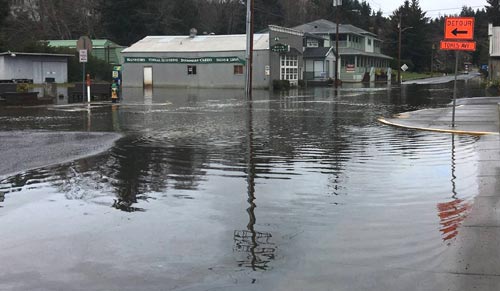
[367,0,489,17]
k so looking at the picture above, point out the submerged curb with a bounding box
[378,117,499,136]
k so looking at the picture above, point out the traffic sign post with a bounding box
[440,17,476,128]
[77,36,93,103]
[79,49,88,63]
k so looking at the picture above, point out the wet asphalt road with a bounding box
[0,131,122,178]
[1,78,499,291]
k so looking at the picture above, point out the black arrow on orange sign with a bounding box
[452,28,468,36]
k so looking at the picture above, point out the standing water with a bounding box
[0,77,488,290]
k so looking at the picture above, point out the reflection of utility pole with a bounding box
[246,101,257,270]
[233,102,275,271]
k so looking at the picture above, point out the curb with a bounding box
[378,118,499,136]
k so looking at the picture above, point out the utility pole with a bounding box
[430,44,435,77]
[245,0,254,100]
[398,13,402,84]
[333,0,342,88]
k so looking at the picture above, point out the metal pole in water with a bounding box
[452,50,459,127]
[244,0,254,100]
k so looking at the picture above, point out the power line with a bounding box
[376,4,486,16]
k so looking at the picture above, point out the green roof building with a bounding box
[46,39,126,64]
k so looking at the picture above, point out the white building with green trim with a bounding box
[121,26,304,89]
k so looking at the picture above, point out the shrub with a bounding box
[16,83,30,93]
[273,80,290,91]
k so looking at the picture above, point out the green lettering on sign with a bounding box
[124,56,246,64]
[271,43,290,53]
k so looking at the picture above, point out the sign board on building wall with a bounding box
[124,56,245,64]
[346,64,355,72]
[271,44,290,53]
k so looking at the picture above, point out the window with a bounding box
[234,65,244,75]
[187,65,197,75]
[306,39,319,48]
[280,55,299,83]
[368,39,372,45]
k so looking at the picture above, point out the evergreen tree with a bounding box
[486,0,500,26]
[99,0,152,45]
[254,0,285,31]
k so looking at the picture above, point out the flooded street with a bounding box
[0,77,492,290]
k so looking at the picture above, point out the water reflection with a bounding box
[0,81,485,287]
[437,134,472,242]
[234,102,275,271]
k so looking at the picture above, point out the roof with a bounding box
[122,34,270,53]
[46,39,125,49]
[293,19,378,38]
[303,47,334,58]
[339,48,392,59]
[0,52,73,57]
[304,33,325,40]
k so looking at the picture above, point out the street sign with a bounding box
[444,17,474,40]
[440,40,476,51]
[79,49,88,63]
[77,36,93,53]
[401,64,409,72]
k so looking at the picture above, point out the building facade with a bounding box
[293,19,392,82]
[121,26,304,89]
[489,23,500,81]
[0,52,71,83]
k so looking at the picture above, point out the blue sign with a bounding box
[481,64,488,71]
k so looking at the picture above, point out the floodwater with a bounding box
[0,77,489,290]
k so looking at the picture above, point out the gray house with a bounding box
[293,19,392,82]
[121,25,304,89]
[0,52,71,83]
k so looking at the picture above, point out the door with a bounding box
[143,66,153,98]
[314,60,324,79]
[33,61,42,83]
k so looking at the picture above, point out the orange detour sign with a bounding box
[444,17,474,40]
[440,40,476,51]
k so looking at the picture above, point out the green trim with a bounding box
[124,56,246,64]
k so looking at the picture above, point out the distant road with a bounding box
[402,72,481,85]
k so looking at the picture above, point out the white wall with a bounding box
[490,24,500,57]
[1,55,68,83]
